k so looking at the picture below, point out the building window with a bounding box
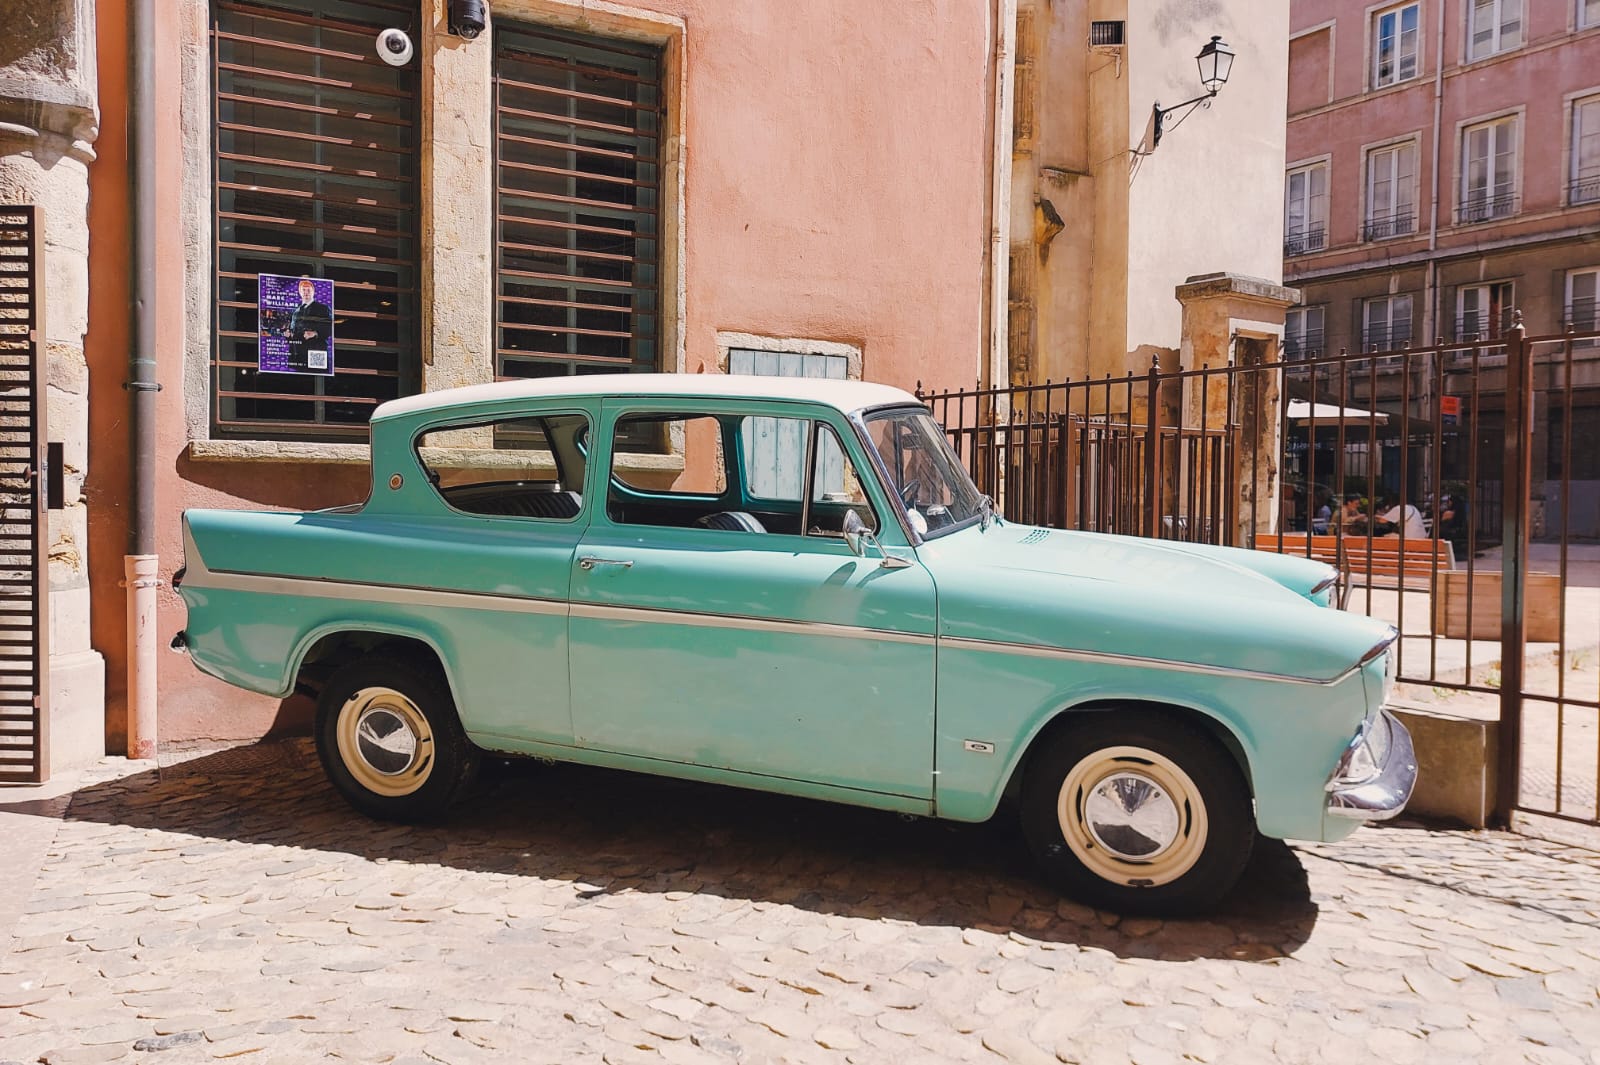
[1459,116,1518,223]
[1467,0,1522,61]
[1455,282,1513,341]
[1582,0,1600,31]
[1572,95,1600,205]
[1363,295,1413,351]
[1364,143,1416,241]
[1569,268,1599,341]
[1284,306,1325,360]
[1372,3,1420,88]
[1284,163,1328,255]
[494,23,664,381]
[210,0,422,440]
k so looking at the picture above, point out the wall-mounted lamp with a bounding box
[1151,35,1236,147]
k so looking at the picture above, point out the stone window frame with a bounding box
[182,0,688,464]
[1463,0,1524,64]
[1563,86,1600,207]
[1365,1,1422,92]
[1358,133,1421,243]
[1283,156,1331,254]
[1452,106,1525,227]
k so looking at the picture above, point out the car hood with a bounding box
[938,524,1313,605]
[917,522,1390,683]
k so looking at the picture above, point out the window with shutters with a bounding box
[1364,142,1417,241]
[1571,94,1600,206]
[1284,307,1325,361]
[1568,268,1599,346]
[494,23,663,382]
[1459,115,1519,224]
[1466,0,1521,62]
[1363,295,1413,351]
[210,0,422,440]
[1454,281,1513,341]
[1371,3,1420,89]
[1283,162,1328,256]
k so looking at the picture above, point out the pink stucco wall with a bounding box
[90,0,996,745]
[1286,0,1600,269]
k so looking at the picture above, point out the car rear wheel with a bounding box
[1020,710,1253,916]
[315,656,478,821]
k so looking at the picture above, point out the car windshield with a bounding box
[860,406,986,538]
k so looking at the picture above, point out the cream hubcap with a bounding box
[336,686,434,797]
[1057,745,1208,888]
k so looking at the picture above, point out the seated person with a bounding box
[1338,494,1366,532]
[1374,496,1427,539]
[1311,490,1333,535]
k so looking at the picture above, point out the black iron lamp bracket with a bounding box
[1152,90,1218,147]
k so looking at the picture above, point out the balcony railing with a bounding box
[1283,226,1326,256]
[1362,210,1416,242]
[1450,313,1513,342]
[1564,303,1598,344]
[1456,191,1519,225]
[1361,325,1412,351]
[1282,330,1325,360]
[1571,176,1600,206]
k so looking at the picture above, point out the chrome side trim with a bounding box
[1358,628,1400,666]
[184,541,931,643]
[194,567,571,618]
[182,536,568,618]
[1310,573,1339,598]
[939,635,1363,686]
[568,602,933,646]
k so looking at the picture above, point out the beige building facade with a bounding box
[2,0,1297,761]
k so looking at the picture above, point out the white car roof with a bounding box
[373,373,922,421]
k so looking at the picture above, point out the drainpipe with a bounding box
[125,0,160,760]
[1423,5,1445,342]
[988,0,1016,417]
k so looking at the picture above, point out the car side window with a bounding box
[608,413,734,529]
[808,424,878,537]
[415,412,588,521]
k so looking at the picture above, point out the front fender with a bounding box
[931,640,1371,842]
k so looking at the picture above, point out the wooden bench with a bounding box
[1255,532,1456,592]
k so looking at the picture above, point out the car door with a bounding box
[567,399,938,802]
[401,406,593,746]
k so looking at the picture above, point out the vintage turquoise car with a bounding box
[175,375,1415,914]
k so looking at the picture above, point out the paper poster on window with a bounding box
[258,273,334,376]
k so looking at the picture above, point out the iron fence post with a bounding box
[1494,314,1529,828]
[1144,356,1160,537]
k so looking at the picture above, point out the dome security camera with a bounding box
[449,0,489,40]
[376,28,414,67]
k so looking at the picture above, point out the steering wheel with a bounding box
[899,479,922,510]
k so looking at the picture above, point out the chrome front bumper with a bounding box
[1325,710,1417,821]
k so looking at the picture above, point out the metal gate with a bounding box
[0,206,49,783]
[925,315,1600,837]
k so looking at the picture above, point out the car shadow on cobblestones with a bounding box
[58,740,1319,961]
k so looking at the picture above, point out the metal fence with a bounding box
[921,318,1600,834]
[0,206,49,783]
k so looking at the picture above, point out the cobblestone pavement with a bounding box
[3,741,1600,1065]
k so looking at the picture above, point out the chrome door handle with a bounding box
[578,556,634,571]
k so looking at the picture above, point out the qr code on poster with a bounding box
[307,349,328,371]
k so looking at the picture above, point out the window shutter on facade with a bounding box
[494,23,664,381]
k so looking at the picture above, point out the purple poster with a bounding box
[258,273,335,376]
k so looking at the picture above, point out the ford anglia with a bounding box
[175,375,1416,914]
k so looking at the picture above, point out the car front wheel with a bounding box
[314,656,479,821]
[1020,709,1253,915]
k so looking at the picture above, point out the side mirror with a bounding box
[842,509,868,558]
[841,510,913,569]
